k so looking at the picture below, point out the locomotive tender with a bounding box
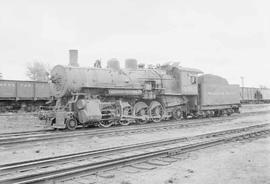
[45,51,241,130]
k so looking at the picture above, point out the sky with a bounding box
[0,0,269,87]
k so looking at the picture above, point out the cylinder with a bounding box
[69,50,79,67]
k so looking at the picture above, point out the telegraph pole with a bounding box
[240,76,244,100]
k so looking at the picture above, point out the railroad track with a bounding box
[0,112,38,117]
[0,123,269,184]
[1,109,268,139]
[0,110,269,147]
[0,104,265,117]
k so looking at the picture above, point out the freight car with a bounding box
[43,54,240,130]
[240,87,270,103]
[260,88,270,103]
[0,79,51,112]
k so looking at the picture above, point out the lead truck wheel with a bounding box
[119,120,130,126]
[65,118,78,130]
[173,108,183,120]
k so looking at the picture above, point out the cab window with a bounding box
[190,76,197,84]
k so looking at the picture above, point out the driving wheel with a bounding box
[133,101,148,124]
[98,120,114,128]
[148,101,164,123]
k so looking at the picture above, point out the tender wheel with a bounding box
[82,123,89,128]
[173,108,183,120]
[119,120,130,126]
[66,118,77,130]
[214,110,222,117]
[148,101,164,123]
[98,120,114,128]
[227,109,233,116]
[133,101,148,124]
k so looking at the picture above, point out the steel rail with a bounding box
[0,123,269,184]
[0,112,38,117]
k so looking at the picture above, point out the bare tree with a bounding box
[259,85,267,89]
[26,61,50,81]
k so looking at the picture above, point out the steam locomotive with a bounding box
[44,51,241,130]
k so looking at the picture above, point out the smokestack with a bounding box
[69,49,79,67]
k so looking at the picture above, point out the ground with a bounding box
[0,113,45,133]
[103,136,270,184]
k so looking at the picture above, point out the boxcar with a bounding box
[261,88,270,103]
[240,87,270,103]
[240,87,259,103]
